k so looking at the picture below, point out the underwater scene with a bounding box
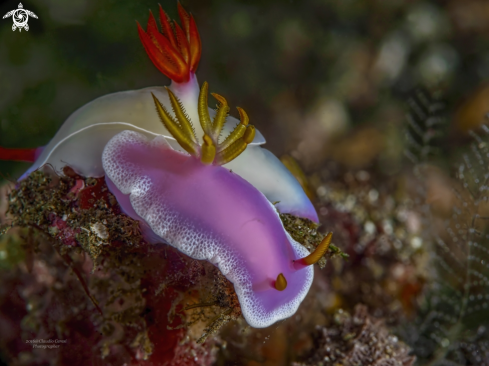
[1,0,489,365]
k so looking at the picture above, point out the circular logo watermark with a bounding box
[3,3,38,32]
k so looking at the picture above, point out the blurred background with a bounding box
[2,1,489,365]
[2,0,489,179]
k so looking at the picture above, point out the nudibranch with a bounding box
[3,3,317,222]
[103,84,332,327]
[0,3,325,327]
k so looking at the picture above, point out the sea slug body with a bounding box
[0,3,328,327]
[103,129,313,327]
[101,80,331,328]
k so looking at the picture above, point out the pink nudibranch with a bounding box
[103,130,314,328]
[1,4,322,327]
[99,80,328,328]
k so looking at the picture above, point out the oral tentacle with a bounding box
[294,232,333,269]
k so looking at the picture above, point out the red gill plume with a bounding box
[137,3,202,84]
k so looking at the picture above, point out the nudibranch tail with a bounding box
[295,232,333,268]
[152,82,256,166]
[138,3,201,83]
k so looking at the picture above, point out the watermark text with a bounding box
[25,339,67,349]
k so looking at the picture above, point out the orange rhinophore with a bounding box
[137,2,202,83]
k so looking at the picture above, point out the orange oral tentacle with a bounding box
[274,273,287,291]
[297,232,333,267]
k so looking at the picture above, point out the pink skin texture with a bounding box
[102,130,314,328]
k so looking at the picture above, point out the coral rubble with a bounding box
[293,304,415,366]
